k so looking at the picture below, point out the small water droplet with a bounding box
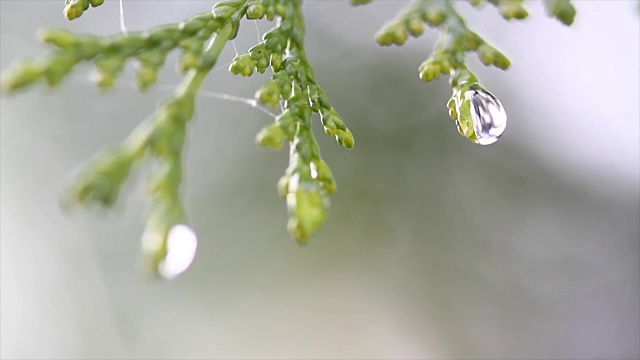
[157,224,198,279]
[448,83,507,145]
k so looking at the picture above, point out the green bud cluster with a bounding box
[375,1,448,46]
[64,0,105,21]
[350,0,374,6]
[277,123,337,244]
[21,0,240,277]
[229,0,353,242]
[376,0,574,131]
[0,11,228,93]
[0,0,579,276]
[62,145,137,208]
[545,0,577,26]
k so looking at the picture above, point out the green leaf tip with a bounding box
[62,146,137,209]
[546,0,577,26]
[285,183,329,244]
[350,0,374,6]
[64,0,105,21]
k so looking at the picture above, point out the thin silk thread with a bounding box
[119,0,128,35]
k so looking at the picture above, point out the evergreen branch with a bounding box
[469,0,529,21]
[229,0,352,243]
[54,2,244,278]
[373,0,574,144]
[545,0,577,26]
[1,11,225,92]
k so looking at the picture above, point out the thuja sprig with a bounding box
[0,0,357,276]
[372,0,575,144]
[72,21,235,278]
[229,0,353,243]
[0,0,579,277]
[1,10,228,91]
[470,0,528,20]
[1,1,252,278]
[545,0,577,26]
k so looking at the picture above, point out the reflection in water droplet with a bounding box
[158,224,198,279]
[448,83,507,145]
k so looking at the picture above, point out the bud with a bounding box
[375,26,395,46]
[0,60,44,92]
[336,129,355,149]
[256,123,285,150]
[249,43,267,60]
[286,184,329,244]
[406,17,424,37]
[178,52,201,73]
[270,53,284,72]
[211,5,235,21]
[255,79,280,108]
[180,17,207,35]
[307,84,320,112]
[94,55,126,88]
[418,59,440,82]
[547,0,576,26]
[62,146,136,208]
[274,3,287,17]
[39,29,76,49]
[246,3,265,19]
[137,48,167,67]
[179,38,205,53]
[499,2,529,20]
[463,31,483,51]
[390,23,408,45]
[43,54,77,87]
[64,0,86,20]
[314,160,337,193]
[277,174,291,197]
[136,65,159,91]
[423,9,447,27]
[259,5,272,20]
[256,57,269,74]
[320,112,337,136]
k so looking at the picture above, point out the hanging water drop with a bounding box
[142,223,198,279]
[157,224,198,279]
[447,83,507,145]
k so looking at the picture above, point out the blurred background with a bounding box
[1,1,638,359]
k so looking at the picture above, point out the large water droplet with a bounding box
[448,83,507,145]
[157,224,198,279]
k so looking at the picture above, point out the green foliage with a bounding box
[64,0,105,21]
[373,0,575,141]
[0,0,575,278]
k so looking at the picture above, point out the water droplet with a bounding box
[157,224,198,279]
[448,83,507,145]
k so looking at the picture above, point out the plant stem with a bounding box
[177,22,233,99]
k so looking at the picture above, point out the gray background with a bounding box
[1,1,639,359]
